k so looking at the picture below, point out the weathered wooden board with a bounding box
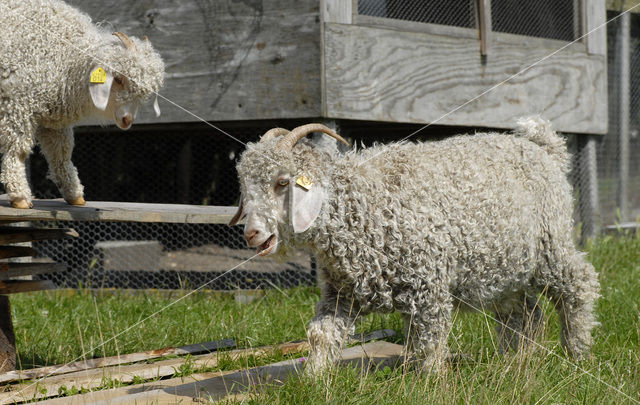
[0,262,66,281]
[0,339,236,385]
[0,246,33,260]
[0,340,308,404]
[323,23,608,134]
[0,196,237,224]
[64,0,322,124]
[0,280,56,295]
[36,341,403,405]
[0,227,78,245]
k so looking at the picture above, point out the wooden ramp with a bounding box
[0,196,237,224]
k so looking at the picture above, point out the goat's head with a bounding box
[231,124,349,257]
[89,32,164,130]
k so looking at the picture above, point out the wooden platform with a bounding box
[0,196,237,224]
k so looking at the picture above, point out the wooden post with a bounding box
[477,0,492,57]
[578,136,601,240]
[0,295,15,373]
[618,11,630,222]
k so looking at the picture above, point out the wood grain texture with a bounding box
[584,0,607,55]
[323,0,353,24]
[0,196,237,224]
[0,280,56,295]
[65,0,322,124]
[36,341,403,405]
[0,227,78,245]
[0,247,33,260]
[0,262,67,281]
[323,23,608,134]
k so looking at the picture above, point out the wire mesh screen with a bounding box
[357,0,477,28]
[598,10,640,226]
[491,0,578,41]
[26,123,315,290]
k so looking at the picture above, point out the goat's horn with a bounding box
[277,123,349,151]
[113,32,137,52]
[260,127,289,143]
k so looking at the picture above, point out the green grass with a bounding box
[9,234,640,404]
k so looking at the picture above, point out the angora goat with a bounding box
[0,0,164,208]
[230,117,600,373]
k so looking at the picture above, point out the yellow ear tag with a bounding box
[295,176,313,191]
[90,67,107,84]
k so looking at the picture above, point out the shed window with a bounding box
[357,0,476,28]
[491,0,578,41]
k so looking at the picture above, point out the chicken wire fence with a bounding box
[357,0,579,41]
[3,3,638,291]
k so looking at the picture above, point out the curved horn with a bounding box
[277,123,349,151]
[259,127,289,143]
[113,32,137,52]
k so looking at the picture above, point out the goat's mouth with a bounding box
[257,234,277,256]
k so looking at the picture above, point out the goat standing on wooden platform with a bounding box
[0,0,165,209]
[230,117,600,374]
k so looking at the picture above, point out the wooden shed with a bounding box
[69,0,608,134]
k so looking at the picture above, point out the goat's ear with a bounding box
[88,66,114,111]
[289,180,324,233]
[228,198,246,226]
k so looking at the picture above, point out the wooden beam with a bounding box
[584,0,607,55]
[323,0,353,24]
[0,262,67,280]
[0,196,237,224]
[0,246,33,260]
[0,227,78,245]
[31,341,403,405]
[0,340,306,403]
[477,0,492,56]
[0,338,236,384]
[0,280,55,295]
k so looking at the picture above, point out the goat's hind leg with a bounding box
[37,127,84,205]
[545,252,599,359]
[494,292,544,353]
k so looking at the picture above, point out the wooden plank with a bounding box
[323,23,608,134]
[0,297,14,374]
[323,0,353,24]
[584,0,607,55]
[64,0,322,124]
[0,246,33,260]
[0,339,236,384]
[36,341,403,405]
[0,262,66,281]
[0,331,395,402]
[0,196,237,224]
[0,340,308,404]
[0,280,55,295]
[0,227,78,245]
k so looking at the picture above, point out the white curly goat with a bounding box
[230,117,600,373]
[0,0,164,208]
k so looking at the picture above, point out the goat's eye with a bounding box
[114,76,124,86]
[277,178,289,187]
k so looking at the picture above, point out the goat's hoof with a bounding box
[65,196,85,206]
[10,199,33,209]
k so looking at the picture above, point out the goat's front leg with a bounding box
[402,285,453,373]
[37,127,84,206]
[1,146,33,209]
[306,283,358,375]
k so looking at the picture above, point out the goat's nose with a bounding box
[121,114,133,128]
[244,229,260,244]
